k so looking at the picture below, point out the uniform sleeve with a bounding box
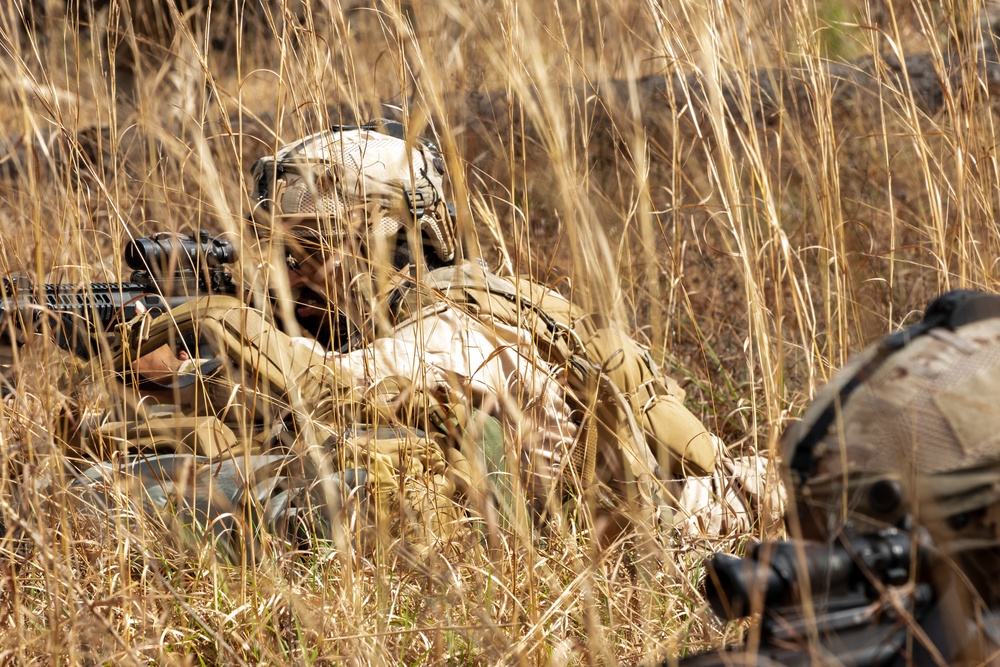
[331,307,579,507]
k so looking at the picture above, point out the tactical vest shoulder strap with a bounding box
[392,262,719,484]
[393,262,584,368]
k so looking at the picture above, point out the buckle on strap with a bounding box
[404,189,426,218]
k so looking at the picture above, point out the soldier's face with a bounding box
[286,246,344,318]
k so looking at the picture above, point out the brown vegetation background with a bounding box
[1,0,999,663]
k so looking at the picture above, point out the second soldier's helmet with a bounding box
[782,289,1000,601]
[249,121,457,342]
[250,120,456,267]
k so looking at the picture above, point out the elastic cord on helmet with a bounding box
[788,290,1000,484]
[332,119,438,220]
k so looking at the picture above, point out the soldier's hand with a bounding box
[133,344,190,382]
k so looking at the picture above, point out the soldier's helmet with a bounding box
[782,289,1000,602]
[251,121,458,340]
[249,120,456,268]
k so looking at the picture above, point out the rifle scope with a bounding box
[124,230,237,277]
[705,529,919,620]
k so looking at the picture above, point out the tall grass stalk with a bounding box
[1,0,999,663]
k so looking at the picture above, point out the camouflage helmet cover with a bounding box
[782,290,1000,550]
[250,121,456,264]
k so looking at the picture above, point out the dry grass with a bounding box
[1,0,999,664]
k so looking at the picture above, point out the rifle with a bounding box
[667,527,953,667]
[0,230,238,358]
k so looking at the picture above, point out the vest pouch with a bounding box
[338,425,465,554]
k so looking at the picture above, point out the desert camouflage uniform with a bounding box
[58,122,777,556]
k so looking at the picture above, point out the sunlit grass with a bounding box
[1,0,998,663]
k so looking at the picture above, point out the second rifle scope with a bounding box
[705,529,919,620]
